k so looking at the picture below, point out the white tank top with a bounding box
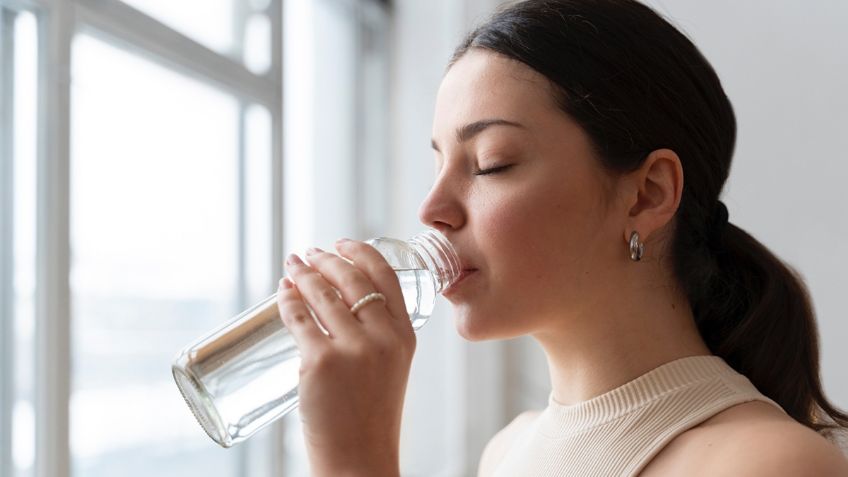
[491,355,785,476]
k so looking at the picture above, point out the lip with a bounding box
[443,269,478,296]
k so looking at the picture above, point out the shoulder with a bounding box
[477,410,541,477]
[641,401,848,476]
[706,416,848,476]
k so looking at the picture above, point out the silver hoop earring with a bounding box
[629,231,644,262]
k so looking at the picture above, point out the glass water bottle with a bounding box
[172,229,461,448]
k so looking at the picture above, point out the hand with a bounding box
[277,239,415,477]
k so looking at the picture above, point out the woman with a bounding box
[277,0,848,475]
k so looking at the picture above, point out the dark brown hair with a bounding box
[451,0,847,439]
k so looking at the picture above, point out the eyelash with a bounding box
[473,164,513,176]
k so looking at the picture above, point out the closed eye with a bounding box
[473,164,513,176]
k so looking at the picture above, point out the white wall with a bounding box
[638,0,848,409]
[389,1,848,475]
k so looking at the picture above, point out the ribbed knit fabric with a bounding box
[491,355,785,477]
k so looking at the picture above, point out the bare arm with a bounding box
[704,421,848,476]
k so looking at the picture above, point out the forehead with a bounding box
[433,49,558,133]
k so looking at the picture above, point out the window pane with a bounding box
[243,13,271,74]
[4,9,38,477]
[244,103,273,304]
[70,34,242,477]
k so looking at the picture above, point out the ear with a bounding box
[621,148,684,246]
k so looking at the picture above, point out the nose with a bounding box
[417,172,465,233]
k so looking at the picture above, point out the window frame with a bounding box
[1,7,17,476]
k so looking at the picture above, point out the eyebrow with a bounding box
[430,118,526,152]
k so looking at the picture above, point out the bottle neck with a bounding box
[407,230,461,293]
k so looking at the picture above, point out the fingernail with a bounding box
[305,247,323,256]
[335,238,351,245]
[286,253,303,266]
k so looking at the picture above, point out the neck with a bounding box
[533,263,712,406]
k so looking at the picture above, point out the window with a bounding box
[1,0,390,475]
[0,0,283,475]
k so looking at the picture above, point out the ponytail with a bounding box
[683,217,848,438]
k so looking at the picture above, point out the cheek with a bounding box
[477,187,569,278]
[461,194,568,339]
[477,179,596,298]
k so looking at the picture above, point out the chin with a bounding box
[453,310,506,342]
[456,324,487,342]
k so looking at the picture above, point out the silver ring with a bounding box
[349,292,387,315]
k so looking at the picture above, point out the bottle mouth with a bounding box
[410,229,462,293]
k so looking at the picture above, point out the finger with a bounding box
[285,253,362,339]
[304,247,391,324]
[333,239,409,323]
[276,277,328,351]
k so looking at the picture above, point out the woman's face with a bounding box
[419,49,629,341]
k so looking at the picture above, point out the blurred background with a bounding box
[0,0,845,476]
